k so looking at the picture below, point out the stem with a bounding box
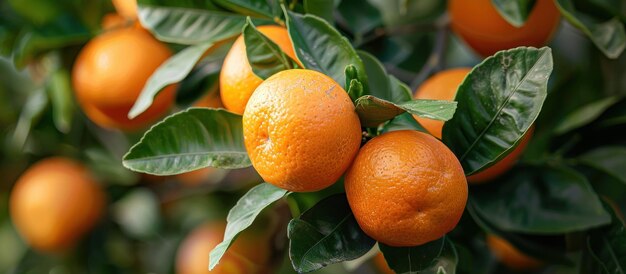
[286,195,301,218]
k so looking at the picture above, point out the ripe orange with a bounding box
[175,167,216,186]
[220,25,299,114]
[72,27,175,131]
[345,130,467,246]
[414,68,533,184]
[449,0,560,57]
[175,221,272,274]
[112,0,138,19]
[10,157,105,252]
[243,69,362,192]
[373,253,394,274]
[486,235,543,270]
[101,13,127,31]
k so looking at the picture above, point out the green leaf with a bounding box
[471,165,611,234]
[243,17,296,80]
[211,0,279,19]
[285,9,369,93]
[336,0,382,35]
[304,0,335,24]
[46,69,73,133]
[112,188,160,238]
[555,0,626,59]
[355,95,457,128]
[442,47,552,175]
[367,0,445,28]
[138,5,269,45]
[586,202,626,274]
[12,15,90,68]
[490,0,537,27]
[129,42,213,119]
[288,194,375,273]
[467,201,571,264]
[11,89,48,149]
[381,112,427,133]
[347,79,364,103]
[577,146,626,185]
[209,183,289,270]
[379,236,457,274]
[123,108,250,175]
[554,96,620,134]
[358,50,411,104]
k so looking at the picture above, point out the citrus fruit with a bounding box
[373,253,394,274]
[449,0,560,57]
[72,27,175,131]
[10,157,105,252]
[243,69,362,192]
[175,221,271,274]
[414,68,533,184]
[193,86,223,108]
[486,235,543,270]
[101,13,127,30]
[345,130,467,246]
[112,0,138,19]
[220,25,299,114]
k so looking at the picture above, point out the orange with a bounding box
[175,167,217,186]
[220,25,299,114]
[243,69,362,192]
[73,27,175,131]
[486,235,543,270]
[101,13,127,30]
[175,221,272,274]
[112,0,138,19]
[449,0,560,57]
[414,68,533,184]
[373,253,394,274]
[193,86,223,108]
[10,157,105,252]
[345,130,467,246]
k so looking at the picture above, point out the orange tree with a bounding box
[2,0,626,273]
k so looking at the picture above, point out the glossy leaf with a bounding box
[442,47,552,175]
[358,51,411,104]
[138,5,269,45]
[46,69,73,133]
[243,17,297,79]
[586,202,626,274]
[554,96,620,134]
[379,236,457,274]
[288,194,375,273]
[304,0,335,24]
[123,108,250,175]
[471,165,611,233]
[211,0,278,19]
[555,0,626,59]
[129,42,213,119]
[577,146,626,185]
[355,95,456,128]
[490,0,536,27]
[209,183,289,269]
[382,113,427,133]
[285,9,369,93]
[467,201,571,264]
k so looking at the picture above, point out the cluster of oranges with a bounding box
[8,0,561,273]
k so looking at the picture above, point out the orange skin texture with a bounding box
[487,235,544,270]
[414,68,533,184]
[243,69,362,192]
[220,25,300,114]
[345,130,468,246]
[373,253,394,274]
[449,0,561,57]
[175,222,271,274]
[112,0,138,19]
[10,157,105,252]
[73,27,175,131]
